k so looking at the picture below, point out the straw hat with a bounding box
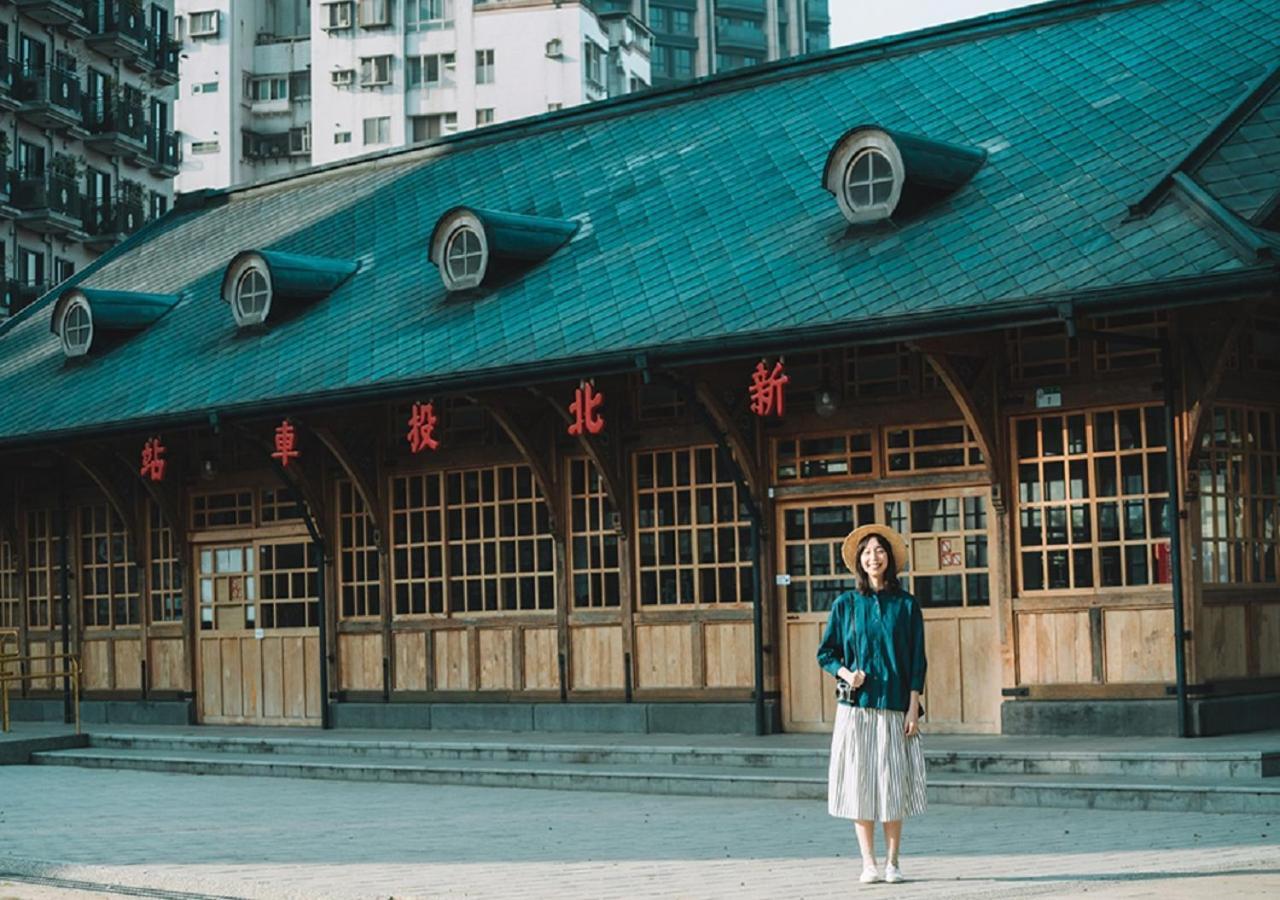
[841,524,909,576]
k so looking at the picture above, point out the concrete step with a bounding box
[84,731,1279,780]
[31,746,1280,814]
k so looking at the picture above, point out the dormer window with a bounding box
[429,207,579,294]
[59,294,94,357]
[445,225,486,289]
[221,249,359,328]
[823,126,986,226]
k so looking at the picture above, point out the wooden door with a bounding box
[778,488,1000,733]
[196,540,321,726]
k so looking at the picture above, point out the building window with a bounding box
[80,504,141,629]
[406,52,454,88]
[191,140,220,154]
[331,68,355,87]
[886,423,984,473]
[1199,405,1280,584]
[188,10,219,37]
[338,482,381,619]
[334,131,352,144]
[148,504,182,623]
[358,0,391,27]
[1015,406,1170,592]
[846,148,896,212]
[648,5,666,31]
[249,76,288,102]
[444,226,484,288]
[635,446,752,605]
[405,0,452,31]
[150,191,168,220]
[547,102,562,111]
[476,107,494,126]
[257,542,321,628]
[26,510,65,632]
[322,1,354,29]
[359,55,392,87]
[191,491,254,530]
[1008,323,1079,382]
[233,264,271,326]
[17,247,44,289]
[776,431,876,482]
[409,113,457,141]
[193,81,219,93]
[289,69,311,100]
[59,296,93,357]
[288,125,311,155]
[475,49,495,85]
[672,8,693,33]
[0,538,19,630]
[1246,315,1280,374]
[1093,312,1167,373]
[568,458,620,608]
[54,257,75,286]
[260,487,305,524]
[673,47,693,79]
[362,116,391,145]
[886,494,991,608]
[583,41,605,90]
[390,465,556,616]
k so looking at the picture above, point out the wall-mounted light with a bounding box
[815,387,839,418]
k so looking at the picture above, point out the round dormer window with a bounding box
[824,129,904,225]
[431,209,489,292]
[223,254,274,327]
[60,295,94,358]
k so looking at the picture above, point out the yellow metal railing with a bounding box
[0,643,81,735]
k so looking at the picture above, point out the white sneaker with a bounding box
[884,862,903,884]
[859,865,881,884]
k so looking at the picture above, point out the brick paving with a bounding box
[1,766,1277,899]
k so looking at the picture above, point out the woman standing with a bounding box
[816,523,927,885]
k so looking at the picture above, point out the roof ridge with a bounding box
[189,0,1161,206]
[1129,60,1280,218]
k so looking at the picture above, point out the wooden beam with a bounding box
[912,337,1007,510]
[226,422,330,540]
[530,385,627,522]
[465,394,564,534]
[693,380,764,505]
[60,447,142,556]
[1181,301,1260,470]
[312,426,387,553]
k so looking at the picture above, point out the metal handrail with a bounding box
[0,651,81,735]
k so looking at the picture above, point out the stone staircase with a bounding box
[24,729,1280,814]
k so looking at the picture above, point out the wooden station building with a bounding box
[1,0,1278,737]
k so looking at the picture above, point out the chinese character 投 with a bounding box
[568,382,605,436]
[749,360,788,417]
[271,420,300,467]
[407,401,440,454]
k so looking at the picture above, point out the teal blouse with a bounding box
[816,589,927,713]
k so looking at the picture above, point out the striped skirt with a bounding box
[827,705,927,822]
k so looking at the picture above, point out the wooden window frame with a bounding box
[884,422,985,475]
[1199,404,1280,585]
[1092,311,1168,374]
[390,470,446,617]
[24,509,62,631]
[337,480,381,620]
[1013,404,1172,596]
[774,428,878,483]
[567,457,620,609]
[147,503,182,623]
[257,540,321,629]
[0,538,19,629]
[79,503,140,630]
[1006,322,1080,383]
[190,489,254,531]
[634,445,752,607]
[885,489,992,609]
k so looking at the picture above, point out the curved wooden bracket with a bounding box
[529,386,627,524]
[110,449,187,549]
[912,338,1007,511]
[1182,302,1259,470]
[227,422,330,546]
[466,394,564,537]
[312,426,387,554]
[694,380,764,506]
[60,447,143,556]
[0,474,21,559]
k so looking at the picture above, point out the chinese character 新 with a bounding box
[748,360,788,417]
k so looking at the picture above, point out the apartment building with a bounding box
[0,1,180,320]
[175,0,653,191]
[600,0,829,86]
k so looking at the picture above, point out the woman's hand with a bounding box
[839,668,866,689]
[904,708,920,738]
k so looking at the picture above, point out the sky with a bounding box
[829,0,1032,48]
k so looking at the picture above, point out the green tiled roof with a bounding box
[1,0,1279,447]
[1196,83,1280,222]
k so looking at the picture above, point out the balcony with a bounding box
[146,129,181,177]
[0,167,16,217]
[151,36,180,86]
[0,49,19,112]
[12,281,52,316]
[14,65,83,130]
[84,97,148,159]
[83,196,146,251]
[716,23,768,53]
[0,279,18,318]
[13,173,84,236]
[86,0,149,63]
[716,0,766,15]
[13,0,89,35]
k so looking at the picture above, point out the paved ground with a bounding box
[1,766,1278,899]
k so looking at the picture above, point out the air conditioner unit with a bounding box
[545,38,563,59]
[331,69,354,86]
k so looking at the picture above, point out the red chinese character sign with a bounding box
[749,359,788,417]
[271,419,300,467]
[568,382,605,436]
[139,437,167,482]
[407,401,440,454]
